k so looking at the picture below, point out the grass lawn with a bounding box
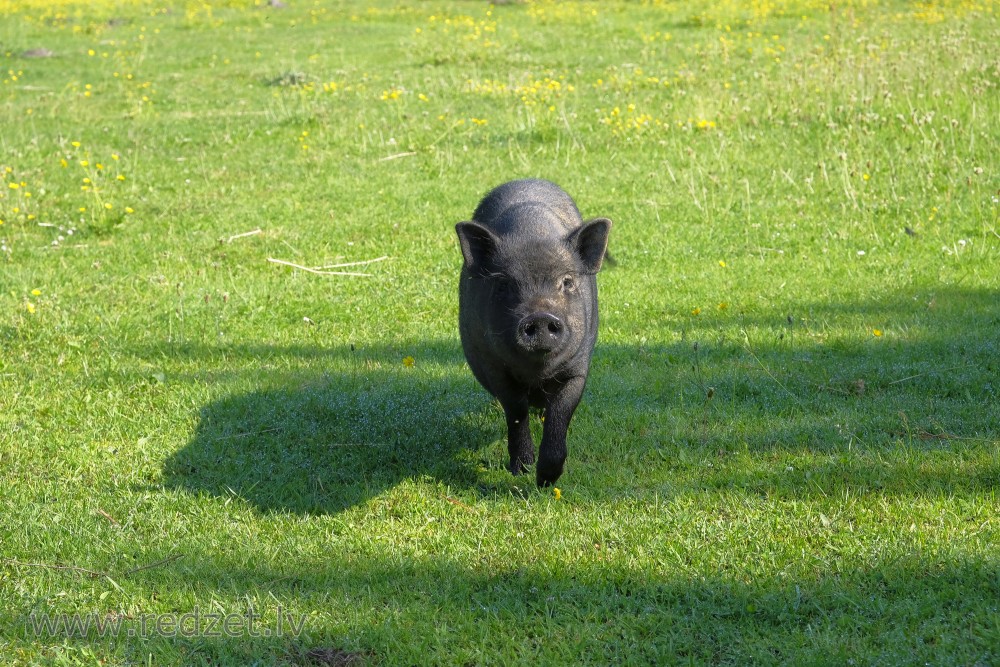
[1,0,999,664]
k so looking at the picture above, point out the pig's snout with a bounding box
[516,312,564,352]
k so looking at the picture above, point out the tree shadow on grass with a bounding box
[43,547,998,665]
[160,341,503,514]
[159,286,999,513]
[584,285,1000,498]
[132,287,1000,664]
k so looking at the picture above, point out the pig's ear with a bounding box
[456,221,499,270]
[568,217,612,274]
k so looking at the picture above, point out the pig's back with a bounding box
[472,179,583,233]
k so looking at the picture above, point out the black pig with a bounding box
[456,179,612,486]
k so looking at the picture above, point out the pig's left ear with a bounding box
[456,221,499,270]
[568,218,612,274]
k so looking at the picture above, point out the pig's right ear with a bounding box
[455,221,499,270]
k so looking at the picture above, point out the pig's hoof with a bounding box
[509,456,534,476]
[535,462,563,487]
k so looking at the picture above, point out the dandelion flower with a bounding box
[553,487,562,500]
[691,307,702,316]
[31,289,41,296]
[403,356,415,367]
[718,260,727,267]
[873,329,883,337]
[25,301,36,314]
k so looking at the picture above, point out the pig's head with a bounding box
[456,207,612,372]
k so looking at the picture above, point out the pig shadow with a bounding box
[161,341,501,515]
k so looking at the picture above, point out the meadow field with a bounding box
[1,0,999,664]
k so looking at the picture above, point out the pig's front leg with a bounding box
[501,397,535,475]
[536,376,586,487]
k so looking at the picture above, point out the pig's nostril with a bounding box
[517,312,564,351]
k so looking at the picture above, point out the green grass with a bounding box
[1,0,999,664]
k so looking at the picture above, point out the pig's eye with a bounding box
[494,278,512,296]
[561,275,576,292]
